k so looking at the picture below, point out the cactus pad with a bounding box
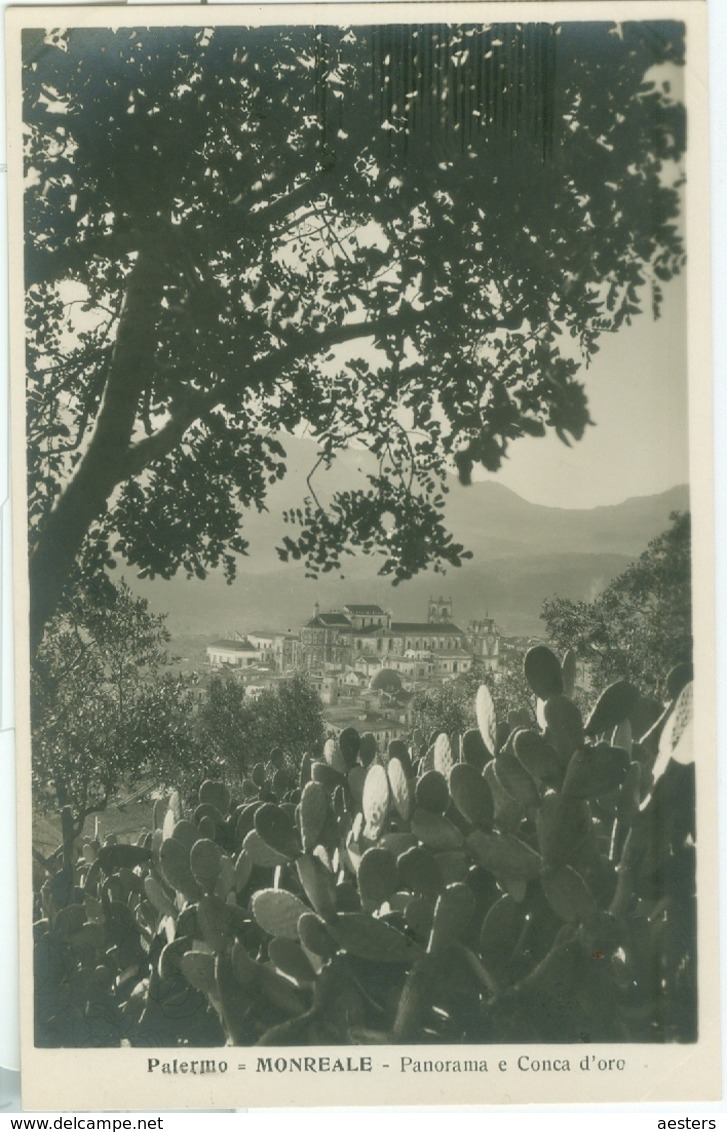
[242,829,289,868]
[544,695,585,761]
[541,865,598,922]
[144,875,175,919]
[411,809,463,852]
[484,761,524,835]
[404,894,436,941]
[666,662,693,703]
[199,780,231,814]
[415,770,450,814]
[495,751,539,808]
[562,743,630,798]
[512,729,563,785]
[339,727,360,769]
[427,882,475,953]
[659,681,694,765]
[254,802,300,859]
[388,739,412,774]
[387,757,413,820]
[475,685,498,757]
[461,728,489,772]
[179,950,218,997]
[358,847,398,907]
[536,793,597,867]
[234,849,253,893]
[159,937,192,981]
[189,838,223,887]
[171,819,199,852]
[299,781,329,852]
[297,912,337,959]
[449,762,494,828]
[214,854,236,900]
[347,765,368,809]
[53,904,86,939]
[433,733,454,777]
[96,843,151,873]
[358,732,378,766]
[152,798,167,831]
[324,737,347,774]
[312,762,346,792]
[159,836,200,899]
[296,855,337,920]
[397,846,444,896]
[524,645,565,700]
[251,888,311,940]
[585,679,641,738]
[230,940,258,987]
[362,764,390,838]
[268,937,316,984]
[479,893,526,974]
[467,829,542,880]
[197,893,245,951]
[328,912,420,964]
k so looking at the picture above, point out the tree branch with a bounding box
[121,308,444,477]
[25,229,139,288]
[25,174,324,290]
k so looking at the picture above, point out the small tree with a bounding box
[541,511,692,697]
[412,658,536,738]
[198,673,325,777]
[196,675,249,777]
[246,674,326,769]
[32,581,199,870]
[412,676,477,740]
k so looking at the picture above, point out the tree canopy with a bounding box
[32,580,198,865]
[541,511,692,697]
[198,672,325,776]
[22,20,686,651]
[411,656,540,738]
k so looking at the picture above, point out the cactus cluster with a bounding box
[33,648,696,1047]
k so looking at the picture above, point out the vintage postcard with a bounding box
[6,0,720,1111]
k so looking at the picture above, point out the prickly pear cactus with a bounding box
[33,662,698,1048]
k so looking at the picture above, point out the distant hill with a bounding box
[122,435,689,639]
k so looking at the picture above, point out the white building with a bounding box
[206,637,265,668]
[433,649,473,676]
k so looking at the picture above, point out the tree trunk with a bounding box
[29,246,166,656]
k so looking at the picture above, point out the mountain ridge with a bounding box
[121,439,688,639]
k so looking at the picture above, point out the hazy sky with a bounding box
[474,267,689,510]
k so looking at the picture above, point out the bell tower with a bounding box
[428,595,453,623]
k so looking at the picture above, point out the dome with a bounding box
[369,667,402,693]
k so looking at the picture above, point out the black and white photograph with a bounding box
[6,1,719,1109]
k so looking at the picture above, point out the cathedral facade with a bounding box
[299,598,499,673]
